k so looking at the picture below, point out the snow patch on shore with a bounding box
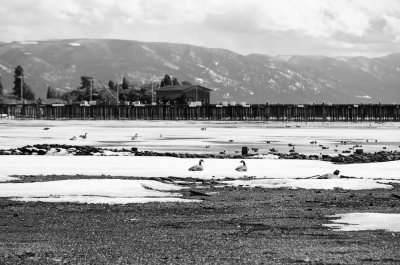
[0,179,198,204]
[223,178,393,190]
[0,156,399,181]
[325,213,400,232]
[0,176,20,182]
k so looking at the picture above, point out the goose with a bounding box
[235,160,247,172]
[318,169,340,179]
[188,159,204,171]
[69,136,76,141]
[79,133,87,139]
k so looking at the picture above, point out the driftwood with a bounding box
[391,194,400,200]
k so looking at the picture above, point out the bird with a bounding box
[69,136,76,141]
[188,159,204,171]
[235,160,247,172]
[79,133,87,139]
[43,127,50,130]
[317,169,340,179]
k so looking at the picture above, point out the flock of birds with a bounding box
[188,159,247,172]
[69,132,87,141]
[44,126,393,155]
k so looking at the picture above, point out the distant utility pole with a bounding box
[90,79,93,102]
[117,76,120,120]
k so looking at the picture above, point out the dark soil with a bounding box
[0,177,399,264]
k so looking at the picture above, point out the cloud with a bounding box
[0,0,400,56]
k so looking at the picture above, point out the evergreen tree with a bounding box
[122,77,129,90]
[108,80,115,91]
[46,85,55,99]
[172,77,180,86]
[163,74,172,86]
[24,86,35,100]
[0,76,3,96]
[80,76,93,90]
[12,65,35,100]
[13,65,24,98]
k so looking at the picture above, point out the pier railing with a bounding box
[0,103,399,122]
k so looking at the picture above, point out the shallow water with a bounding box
[0,120,399,155]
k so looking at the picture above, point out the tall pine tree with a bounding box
[0,76,3,96]
[13,65,35,101]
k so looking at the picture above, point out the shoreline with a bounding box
[1,143,400,164]
[0,176,399,264]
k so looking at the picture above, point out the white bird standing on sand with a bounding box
[235,160,247,172]
[189,159,204,171]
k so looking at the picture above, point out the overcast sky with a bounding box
[1,0,400,57]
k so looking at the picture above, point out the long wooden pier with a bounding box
[0,103,399,122]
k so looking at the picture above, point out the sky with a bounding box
[1,0,400,57]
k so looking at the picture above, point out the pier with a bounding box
[1,103,399,122]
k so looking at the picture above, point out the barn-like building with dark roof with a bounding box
[154,85,212,105]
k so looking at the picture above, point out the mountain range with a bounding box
[0,39,399,103]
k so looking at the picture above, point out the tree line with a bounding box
[0,66,192,104]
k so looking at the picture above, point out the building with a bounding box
[154,85,212,104]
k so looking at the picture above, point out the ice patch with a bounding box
[223,178,393,190]
[0,179,198,204]
[324,213,400,232]
[0,176,20,182]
